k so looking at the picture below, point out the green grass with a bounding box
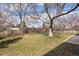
[0,33,74,56]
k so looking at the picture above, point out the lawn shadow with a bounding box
[43,42,79,56]
[0,37,22,48]
[0,36,6,40]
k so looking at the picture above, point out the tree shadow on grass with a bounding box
[0,37,22,48]
[0,36,6,40]
[43,42,79,56]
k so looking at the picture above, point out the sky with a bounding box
[1,3,79,16]
[6,3,79,16]
[1,3,79,28]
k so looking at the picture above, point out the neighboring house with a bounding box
[10,28,20,31]
[9,27,20,35]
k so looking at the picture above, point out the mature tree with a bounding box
[44,3,79,37]
[1,3,79,36]
[25,3,79,37]
[10,3,30,34]
[0,4,11,32]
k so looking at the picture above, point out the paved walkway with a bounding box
[44,34,79,56]
[66,34,79,45]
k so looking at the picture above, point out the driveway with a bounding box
[44,34,79,56]
[66,34,79,45]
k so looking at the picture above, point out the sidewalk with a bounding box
[66,34,79,45]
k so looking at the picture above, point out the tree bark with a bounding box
[20,17,24,34]
[48,20,53,37]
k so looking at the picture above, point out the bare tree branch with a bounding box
[51,4,79,20]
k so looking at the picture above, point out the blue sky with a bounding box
[1,3,79,16]
[1,3,79,28]
[63,3,75,11]
[7,3,79,16]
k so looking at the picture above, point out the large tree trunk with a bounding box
[20,17,24,35]
[48,27,53,37]
[48,20,53,37]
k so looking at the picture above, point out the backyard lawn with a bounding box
[0,33,74,56]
